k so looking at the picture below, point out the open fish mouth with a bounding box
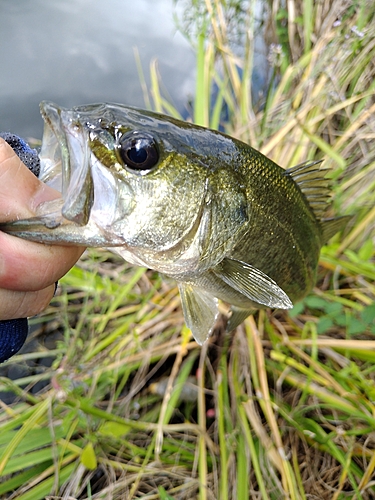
[39,101,94,226]
[0,102,128,246]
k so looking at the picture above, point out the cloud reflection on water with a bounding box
[0,0,195,138]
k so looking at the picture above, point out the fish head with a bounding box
[3,102,241,273]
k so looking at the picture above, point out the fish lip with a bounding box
[39,101,94,226]
[1,102,132,247]
[0,102,105,246]
[39,101,69,191]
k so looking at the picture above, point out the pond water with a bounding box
[0,0,196,140]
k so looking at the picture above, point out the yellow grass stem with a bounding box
[155,336,190,458]
[246,315,299,499]
[198,342,208,500]
[337,204,375,253]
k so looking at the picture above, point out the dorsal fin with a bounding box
[286,160,332,220]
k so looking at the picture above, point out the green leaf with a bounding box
[81,443,97,470]
[325,302,344,315]
[304,296,328,310]
[289,301,304,317]
[158,487,176,500]
[361,303,375,325]
[15,461,77,500]
[347,318,367,336]
[317,316,334,334]
[358,239,374,261]
[0,464,46,496]
[99,422,131,438]
[334,314,348,327]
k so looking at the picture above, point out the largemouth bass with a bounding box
[0,102,349,344]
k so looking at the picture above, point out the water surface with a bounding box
[0,0,195,139]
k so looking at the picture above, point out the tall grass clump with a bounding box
[1,0,375,498]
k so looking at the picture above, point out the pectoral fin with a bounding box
[213,258,293,310]
[178,283,220,345]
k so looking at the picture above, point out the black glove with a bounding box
[0,133,41,363]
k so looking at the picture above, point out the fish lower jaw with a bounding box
[111,245,204,276]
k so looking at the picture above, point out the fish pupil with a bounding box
[118,131,159,173]
[128,146,147,164]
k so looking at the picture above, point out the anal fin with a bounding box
[226,306,255,332]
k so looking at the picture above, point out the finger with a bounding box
[0,137,85,291]
[0,284,56,320]
[0,138,60,217]
[0,231,84,291]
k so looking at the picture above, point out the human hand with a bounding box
[0,137,85,359]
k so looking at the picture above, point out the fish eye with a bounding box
[117,132,159,173]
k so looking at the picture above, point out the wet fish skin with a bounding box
[0,102,349,344]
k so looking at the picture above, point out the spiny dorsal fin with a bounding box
[286,160,332,220]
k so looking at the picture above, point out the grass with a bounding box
[1,0,375,498]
